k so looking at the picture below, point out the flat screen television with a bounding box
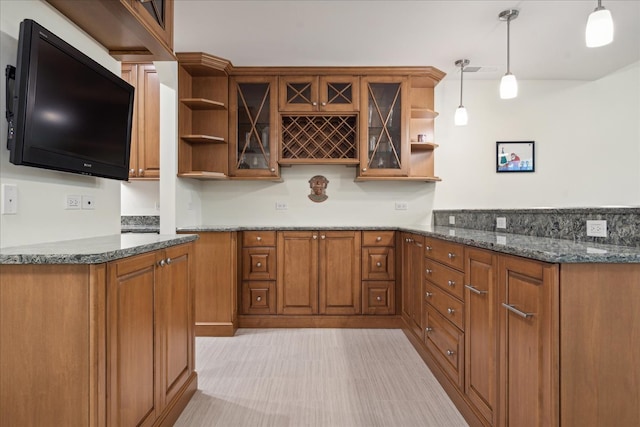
[8,19,134,181]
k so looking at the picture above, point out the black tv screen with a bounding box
[9,19,134,181]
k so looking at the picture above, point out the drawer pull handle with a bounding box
[376,236,382,241]
[257,236,262,241]
[425,245,432,251]
[256,296,262,302]
[446,350,456,356]
[448,252,456,259]
[376,262,382,267]
[502,303,533,319]
[256,262,262,267]
[426,269,433,274]
[447,308,455,315]
[425,327,433,333]
[465,284,488,295]
[425,292,433,298]
[447,280,455,287]
[376,296,382,301]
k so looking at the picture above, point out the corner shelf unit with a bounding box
[177,52,232,179]
[408,74,441,181]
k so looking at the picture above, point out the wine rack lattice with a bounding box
[281,115,358,162]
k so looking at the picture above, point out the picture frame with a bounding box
[496,141,535,173]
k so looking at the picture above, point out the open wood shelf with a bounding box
[410,108,439,119]
[177,171,228,180]
[355,175,441,182]
[180,98,226,110]
[411,142,439,150]
[180,135,226,144]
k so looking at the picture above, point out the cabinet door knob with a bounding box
[376,236,382,242]
[448,252,456,259]
[425,327,433,333]
[257,236,262,241]
[312,101,318,106]
[313,235,318,240]
[321,235,326,239]
[256,262,262,267]
[138,168,144,176]
[270,167,276,173]
[376,262,382,267]
[256,296,262,302]
[321,102,327,106]
[426,269,432,274]
[166,258,172,265]
[425,292,433,298]
[376,296,382,301]
[447,280,455,287]
[158,259,166,267]
[425,246,432,251]
[447,307,455,315]
[362,167,368,172]
[129,168,135,175]
[446,350,456,356]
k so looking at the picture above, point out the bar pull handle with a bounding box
[465,285,488,295]
[502,303,533,319]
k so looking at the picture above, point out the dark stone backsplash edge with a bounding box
[433,207,640,247]
[121,215,160,226]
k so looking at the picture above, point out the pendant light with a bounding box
[454,59,469,126]
[586,0,614,47]
[499,9,519,99]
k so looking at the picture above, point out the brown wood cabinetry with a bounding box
[464,247,498,426]
[229,77,280,179]
[279,75,359,112]
[241,231,277,314]
[177,53,231,180]
[46,0,175,61]
[121,63,160,180]
[0,243,196,427]
[361,231,396,315]
[401,233,424,336]
[497,255,558,427]
[185,231,238,336]
[277,230,361,315]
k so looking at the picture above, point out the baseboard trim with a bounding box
[195,322,236,337]
[154,371,198,427]
[238,315,402,329]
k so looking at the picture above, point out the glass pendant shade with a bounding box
[500,73,518,99]
[454,106,468,126]
[586,7,614,47]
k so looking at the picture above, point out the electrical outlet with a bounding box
[82,195,95,210]
[449,215,455,225]
[395,201,408,210]
[66,195,81,210]
[586,220,607,237]
[1,184,18,215]
[496,217,507,229]
[275,201,288,211]
[496,235,507,245]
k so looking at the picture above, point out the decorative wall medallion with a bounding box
[308,175,329,203]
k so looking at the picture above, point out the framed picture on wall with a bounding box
[496,141,535,173]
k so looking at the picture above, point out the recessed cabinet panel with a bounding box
[363,247,395,280]
[242,248,276,281]
[242,281,276,314]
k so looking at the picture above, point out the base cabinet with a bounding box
[0,243,196,427]
[401,233,424,336]
[277,231,361,315]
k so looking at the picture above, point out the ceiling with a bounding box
[173,0,640,82]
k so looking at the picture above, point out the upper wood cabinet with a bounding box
[121,63,160,180]
[177,53,231,180]
[46,0,175,61]
[229,76,280,179]
[279,75,359,112]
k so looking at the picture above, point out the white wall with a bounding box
[0,1,122,248]
[433,61,640,209]
[121,181,160,216]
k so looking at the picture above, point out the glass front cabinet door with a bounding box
[229,76,279,178]
[359,77,410,177]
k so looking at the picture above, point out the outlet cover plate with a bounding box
[496,217,507,229]
[395,201,408,210]
[449,215,455,225]
[82,195,95,210]
[586,220,607,237]
[66,195,81,210]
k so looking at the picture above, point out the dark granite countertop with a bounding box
[177,224,640,264]
[121,225,160,233]
[0,234,198,265]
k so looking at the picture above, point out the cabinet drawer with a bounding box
[242,281,276,314]
[423,307,464,388]
[242,231,277,247]
[424,282,464,331]
[362,281,395,315]
[424,237,464,271]
[424,259,465,300]
[242,248,276,280]
[362,247,395,280]
[362,231,395,247]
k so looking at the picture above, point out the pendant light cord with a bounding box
[459,64,464,107]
